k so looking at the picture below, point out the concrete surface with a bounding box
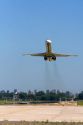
[0,105,83,122]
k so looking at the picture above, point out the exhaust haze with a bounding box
[44,62,64,90]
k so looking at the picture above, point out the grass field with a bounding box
[77,100,83,106]
[1,99,83,106]
[0,100,13,105]
[0,121,83,125]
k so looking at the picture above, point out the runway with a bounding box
[0,105,83,122]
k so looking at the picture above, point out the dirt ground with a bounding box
[0,105,83,122]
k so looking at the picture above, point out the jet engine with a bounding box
[44,56,48,61]
[52,56,56,60]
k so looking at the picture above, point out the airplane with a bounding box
[23,40,77,61]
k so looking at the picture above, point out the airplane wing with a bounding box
[22,52,46,56]
[53,53,78,57]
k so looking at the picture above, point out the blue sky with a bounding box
[0,0,83,92]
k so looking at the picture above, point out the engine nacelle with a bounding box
[52,56,56,60]
[44,56,48,61]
